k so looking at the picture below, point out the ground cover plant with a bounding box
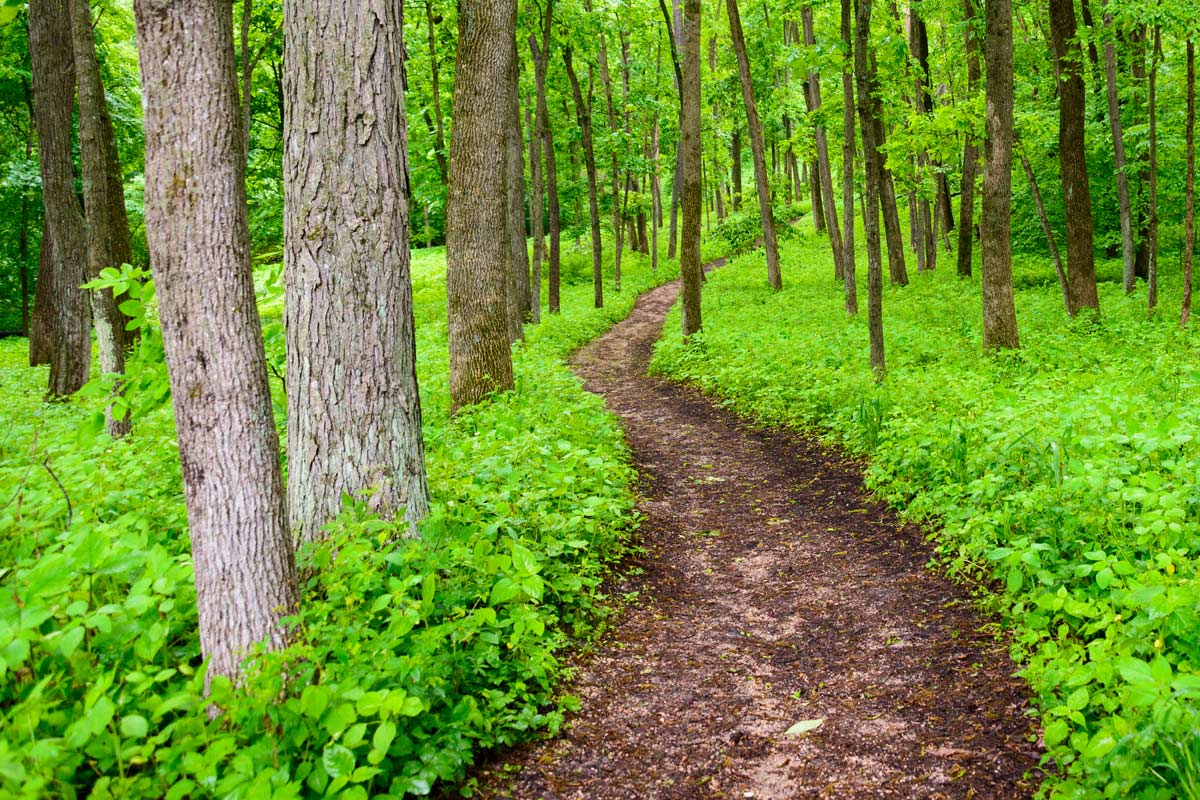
[651,229,1200,798]
[0,241,681,799]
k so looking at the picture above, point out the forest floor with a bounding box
[468,264,1042,799]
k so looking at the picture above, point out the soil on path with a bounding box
[470,268,1041,799]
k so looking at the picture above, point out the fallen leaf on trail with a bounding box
[785,718,824,736]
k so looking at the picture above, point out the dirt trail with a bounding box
[471,268,1040,799]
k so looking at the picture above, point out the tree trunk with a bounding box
[446,0,518,409]
[424,0,449,186]
[1131,27,1153,281]
[1148,26,1160,313]
[18,78,33,338]
[529,5,561,314]
[1101,0,1135,292]
[660,0,684,261]
[957,0,981,277]
[855,0,885,377]
[1049,0,1099,316]
[910,9,934,271]
[1184,40,1195,326]
[70,0,132,437]
[29,0,90,398]
[28,228,54,366]
[505,38,530,339]
[727,0,781,290]
[134,0,297,686]
[874,118,909,286]
[652,117,661,271]
[526,105,544,323]
[732,128,743,211]
[680,0,703,336]
[981,0,1020,347]
[595,25,625,292]
[802,4,845,279]
[841,0,858,313]
[284,0,431,538]
[1020,152,1070,311]
[562,48,604,309]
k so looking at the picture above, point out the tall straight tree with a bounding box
[855,0,885,375]
[424,0,449,186]
[69,0,133,437]
[529,0,561,313]
[727,0,782,290]
[1184,41,1196,326]
[840,0,858,314]
[594,17,626,287]
[957,0,982,278]
[802,4,845,278]
[563,47,604,309]
[1148,26,1161,312]
[526,106,545,324]
[680,0,703,335]
[1101,0,1135,292]
[29,0,90,397]
[1049,0,1099,316]
[980,0,1020,347]
[133,0,297,684]
[284,0,430,539]
[505,37,530,339]
[446,0,517,409]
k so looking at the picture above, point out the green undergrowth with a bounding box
[0,235,685,799]
[651,227,1200,798]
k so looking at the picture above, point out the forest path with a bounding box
[471,265,1040,799]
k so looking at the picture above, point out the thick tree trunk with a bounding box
[526,106,544,323]
[29,0,90,398]
[957,0,981,277]
[1101,0,1135,293]
[446,0,518,409]
[530,7,561,314]
[1020,152,1070,311]
[1148,27,1160,312]
[284,0,431,537]
[1184,41,1195,326]
[134,0,297,686]
[727,0,781,290]
[981,0,1020,347]
[70,0,132,437]
[802,4,845,279]
[1049,0,1099,316]
[424,0,449,186]
[855,0,885,376]
[563,48,604,309]
[841,0,858,313]
[680,0,703,336]
[505,38,530,339]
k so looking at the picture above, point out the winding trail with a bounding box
[473,268,1040,799]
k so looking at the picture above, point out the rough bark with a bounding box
[841,0,858,313]
[802,4,845,280]
[981,0,1020,348]
[29,0,90,397]
[1101,0,1135,292]
[1049,0,1099,316]
[727,0,781,290]
[563,47,604,309]
[445,0,517,409]
[29,228,54,366]
[505,37,530,338]
[70,0,132,437]
[680,0,702,336]
[530,6,561,314]
[134,0,297,685]
[855,0,885,376]
[526,106,544,323]
[957,0,981,277]
[284,0,431,538]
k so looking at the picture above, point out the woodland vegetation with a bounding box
[2,0,1200,796]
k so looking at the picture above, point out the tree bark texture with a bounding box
[727,0,781,290]
[134,0,298,685]
[445,0,517,409]
[981,0,1021,348]
[1049,0,1099,316]
[680,0,703,336]
[283,0,431,539]
[70,0,132,437]
[28,228,54,366]
[29,0,90,397]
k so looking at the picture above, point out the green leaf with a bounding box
[119,714,149,738]
[322,744,355,780]
[372,720,397,754]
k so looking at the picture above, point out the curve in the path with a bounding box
[473,270,1040,800]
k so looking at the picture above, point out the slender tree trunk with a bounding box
[29,0,90,398]
[1131,27,1153,281]
[874,119,908,286]
[1101,0,1135,292]
[1049,0,1099,316]
[505,38,530,339]
[910,9,935,270]
[527,105,545,323]
[660,0,685,260]
[652,117,661,271]
[1184,40,1195,326]
[424,0,449,186]
[680,0,703,336]
[727,0,781,289]
[855,0,885,377]
[284,0,430,538]
[957,0,981,277]
[841,0,858,313]
[18,78,32,337]
[70,0,132,437]
[530,6,561,314]
[1148,26,1160,312]
[731,128,743,211]
[981,0,1020,347]
[595,25,625,292]
[1020,152,1070,311]
[134,0,297,686]
[803,4,845,277]
[446,0,517,410]
[562,48,604,309]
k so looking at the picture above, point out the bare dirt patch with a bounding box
[468,269,1041,799]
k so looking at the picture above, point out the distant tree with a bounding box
[840,0,858,315]
[680,0,702,336]
[802,4,844,282]
[529,0,561,314]
[563,45,604,309]
[133,0,297,685]
[504,35,530,339]
[957,0,981,278]
[446,0,517,409]
[854,0,885,376]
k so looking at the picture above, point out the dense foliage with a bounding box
[0,243,681,798]
[652,228,1200,798]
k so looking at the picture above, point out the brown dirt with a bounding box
[468,268,1041,799]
